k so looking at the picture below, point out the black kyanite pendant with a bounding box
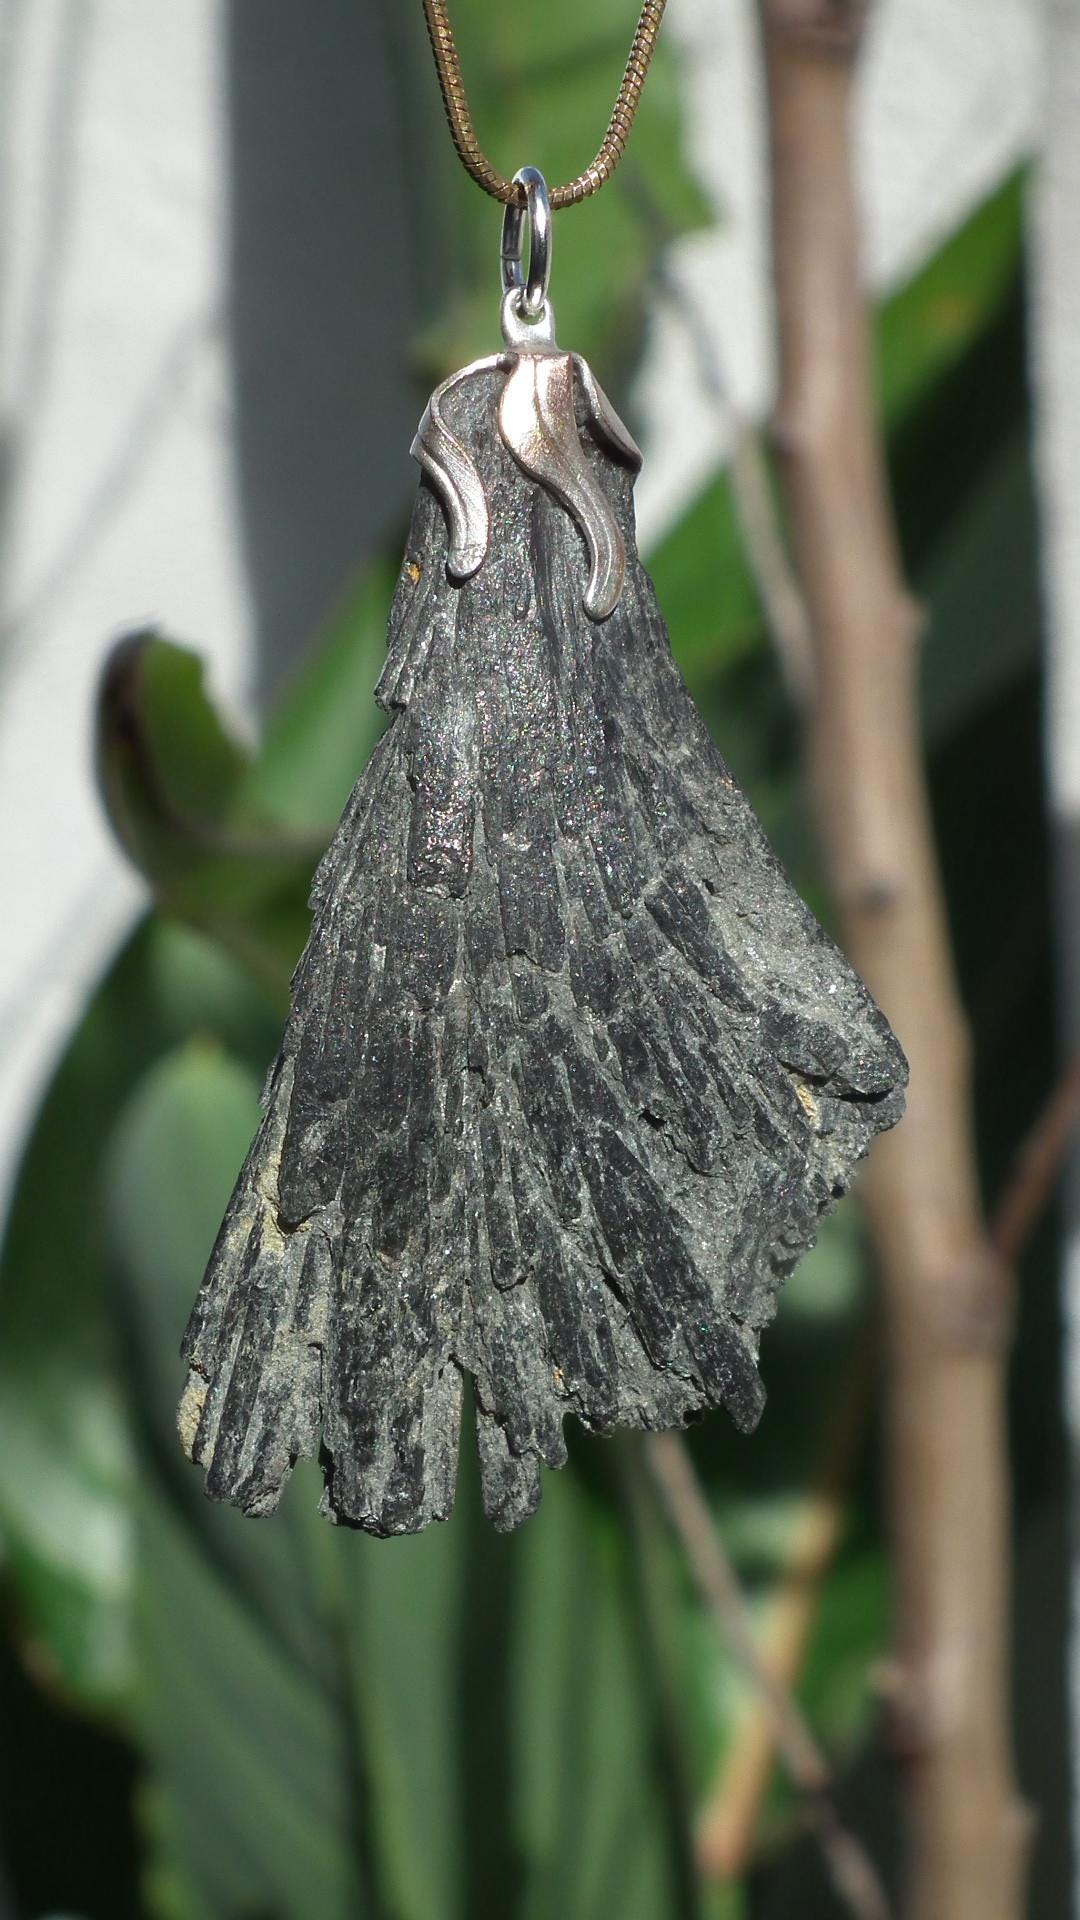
[178,213,906,1536]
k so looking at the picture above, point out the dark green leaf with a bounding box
[874,171,1024,427]
[96,629,250,838]
[919,432,1038,744]
[242,562,394,831]
[0,922,278,1709]
[96,632,320,1000]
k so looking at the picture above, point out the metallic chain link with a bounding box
[421,0,669,211]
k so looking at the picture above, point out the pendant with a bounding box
[178,170,906,1535]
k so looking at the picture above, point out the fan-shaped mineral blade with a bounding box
[179,358,906,1536]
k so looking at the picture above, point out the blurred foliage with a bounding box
[404,0,711,380]
[0,13,1064,1914]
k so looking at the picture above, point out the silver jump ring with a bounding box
[500,166,552,318]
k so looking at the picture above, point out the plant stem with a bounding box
[695,1328,872,1878]
[991,1058,1080,1268]
[645,1433,890,1920]
[756,3,1031,1913]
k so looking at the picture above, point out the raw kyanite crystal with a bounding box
[178,350,907,1536]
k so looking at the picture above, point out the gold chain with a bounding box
[421,0,669,211]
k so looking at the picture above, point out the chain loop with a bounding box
[421,0,668,212]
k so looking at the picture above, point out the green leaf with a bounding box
[919,431,1038,744]
[875,171,1024,427]
[95,556,405,1003]
[10,552,395,1713]
[647,471,762,687]
[0,921,279,1710]
[242,562,394,831]
[97,630,251,835]
[106,1042,702,1920]
[96,632,324,1002]
[410,0,710,381]
[95,631,252,880]
[106,1045,379,1918]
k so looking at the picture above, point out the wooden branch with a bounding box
[1030,0,1080,1879]
[756,3,1032,1914]
[696,1031,1078,1886]
[645,1433,891,1920]
[696,1331,871,1879]
[991,1057,1080,1268]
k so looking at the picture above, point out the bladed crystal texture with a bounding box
[178,354,907,1536]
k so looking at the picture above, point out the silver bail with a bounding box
[500,166,552,319]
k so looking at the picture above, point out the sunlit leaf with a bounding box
[0,923,278,1709]
[875,171,1024,425]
